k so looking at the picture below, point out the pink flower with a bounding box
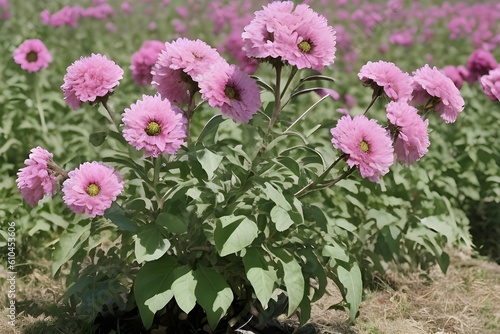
[61,54,123,109]
[358,61,413,102]
[386,101,429,164]
[81,3,114,19]
[480,68,500,101]
[201,65,261,123]
[466,49,498,83]
[131,40,165,87]
[62,162,124,218]
[122,94,187,157]
[411,64,465,123]
[121,2,132,13]
[330,115,394,182]
[152,38,226,104]
[13,39,52,73]
[40,6,80,28]
[242,1,336,71]
[441,65,464,90]
[16,147,58,206]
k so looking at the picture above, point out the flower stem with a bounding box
[101,99,120,133]
[267,63,283,133]
[363,86,383,115]
[153,156,164,211]
[285,94,329,133]
[294,153,347,197]
[280,66,298,100]
[33,74,47,133]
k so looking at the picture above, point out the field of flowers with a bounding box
[1,0,499,333]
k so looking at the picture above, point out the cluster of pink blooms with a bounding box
[13,39,52,73]
[61,53,123,110]
[40,2,114,28]
[0,0,10,20]
[242,1,336,71]
[330,59,465,182]
[480,68,500,102]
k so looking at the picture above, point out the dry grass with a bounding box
[311,250,500,334]
[1,251,499,334]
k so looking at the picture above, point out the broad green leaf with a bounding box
[156,213,187,235]
[194,267,234,330]
[366,209,399,229]
[263,182,291,210]
[104,203,139,232]
[298,248,327,302]
[52,219,91,276]
[89,131,107,146]
[196,148,223,179]
[171,266,197,314]
[337,261,362,322]
[273,249,304,316]
[135,225,171,264]
[134,256,177,329]
[214,216,258,256]
[243,248,277,309]
[420,216,454,242]
[197,114,226,143]
[270,205,294,232]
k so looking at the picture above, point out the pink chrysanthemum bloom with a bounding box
[131,40,165,87]
[122,94,187,157]
[480,68,500,101]
[465,49,498,83]
[61,53,123,109]
[13,39,52,73]
[330,115,394,182]
[16,147,58,206]
[62,162,124,218]
[152,38,226,104]
[242,1,336,71]
[386,101,430,164]
[411,64,465,123]
[358,61,413,102]
[201,65,261,123]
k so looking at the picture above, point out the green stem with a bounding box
[280,66,298,100]
[284,94,329,133]
[294,153,347,197]
[33,74,47,133]
[363,86,383,116]
[267,64,283,133]
[314,166,356,191]
[153,156,164,211]
[101,99,120,133]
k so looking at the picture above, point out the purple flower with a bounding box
[386,101,430,164]
[465,49,498,83]
[61,54,123,109]
[13,39,52,73]
[358,61,413,102]
[411,64,465,123]
[122,94,187,157]
[131,40,165,87]
[441,65,464,90]
[62,162,124,218]
[330,115,394,182]
[16,147,58,206]
[480,68,500,101]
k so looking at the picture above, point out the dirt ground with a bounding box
[1,250,499,334]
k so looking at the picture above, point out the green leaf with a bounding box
[263,182,292,210]
[270,205,294,232]
[156,213,187,235]
[337,261,362,322]
[52,219,91,276]
[214,216,258,256]
[196,148,223,179]
[194,267,234,330]
[298,248,327,302]
[197,114,226,144]
[104,203,139,232]
[171,266,197,314]
[89,131,107,146]
[243,248,277,309]
[272,249,305,316]
[420,216,454,242]
[135,225,171,264]
[134,256,178,329]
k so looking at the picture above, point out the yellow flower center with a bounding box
[146,121,161,136]
[360,140,370,153]
[86,183,100,196]
[26,51,38,63]
[298,40,312,53]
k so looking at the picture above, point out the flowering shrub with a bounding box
[12,1,475,331]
